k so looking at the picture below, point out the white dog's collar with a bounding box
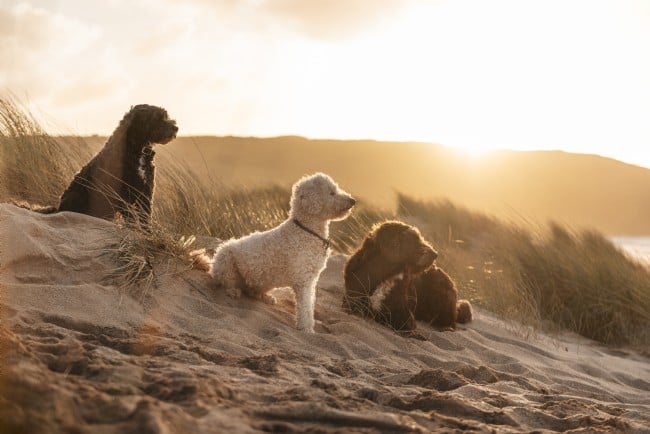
[292,219,330,249]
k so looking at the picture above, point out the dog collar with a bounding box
[292,219,330,249]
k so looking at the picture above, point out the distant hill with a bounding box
[78,135,648,236]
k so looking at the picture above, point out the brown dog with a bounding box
[343,221,437,334]
[343,221,472,336]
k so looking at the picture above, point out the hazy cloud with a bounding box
[0,4,98,62]
[166,0,417,40]
[262,0,415,40]
[0,4,109,102]
[0,0,293,133]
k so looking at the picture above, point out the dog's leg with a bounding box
[398,329,428,340]
[383,276,418,333]
[293,280,317,333]
[209,248,242,298]
[57,175,91,214]
[241,287,277,305]
[260,292,277,305]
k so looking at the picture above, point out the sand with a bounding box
[1,203,649,433]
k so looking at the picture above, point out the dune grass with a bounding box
[396,196,650,346]
[0,98,93,206]
[1,97,649,348]
[105,213,201,297]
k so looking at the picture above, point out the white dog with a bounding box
[209,173,355,332]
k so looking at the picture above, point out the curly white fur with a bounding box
[209,173,355,332]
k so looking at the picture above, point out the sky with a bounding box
[1,0,649,168]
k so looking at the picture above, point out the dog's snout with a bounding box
[418,246,437,267]
[348,197,356,208]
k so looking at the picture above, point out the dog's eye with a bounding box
[330,191,335,196]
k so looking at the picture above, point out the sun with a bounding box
[446,141,495,160]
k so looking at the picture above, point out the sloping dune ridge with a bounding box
[1,204,649,433]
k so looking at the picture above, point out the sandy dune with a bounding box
[1,203,649,433]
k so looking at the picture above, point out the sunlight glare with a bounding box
[446,141,496,161]
[282,0,650,169]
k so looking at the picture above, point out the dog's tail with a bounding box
[10,199,58,214]
[456,300,473,324]
[189,248,215,272]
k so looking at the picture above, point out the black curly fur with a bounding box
[57,104,177,222]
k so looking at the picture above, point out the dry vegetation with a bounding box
[1,97,649,348]
[0,98,93,205]
[395,196,650,347]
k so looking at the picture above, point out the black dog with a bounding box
[57,104,177,222]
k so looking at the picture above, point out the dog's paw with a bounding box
[261,293,277,305]
[225,287,242,299]
[314,320,333,334]
[399,330,428,341]
[296,312,316,333]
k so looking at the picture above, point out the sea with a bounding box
[610,237,650,265]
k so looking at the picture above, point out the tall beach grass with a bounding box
[396,196,650,346]
[0,98,93,205]
[1,97,649,348]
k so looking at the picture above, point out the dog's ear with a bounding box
[346,232,376,272]
[357,230,378,259]
[124,107,151,145]
[359,227,382,260]
[299,192,324,215]
[374,226,399,252]
[291,175,325,217]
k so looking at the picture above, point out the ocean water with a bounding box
[610,237,650,265]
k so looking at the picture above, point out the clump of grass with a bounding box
[152,152,392,253]
[106,214,200,296]
[153,155,290,239]
[0,97,92,205]
[397,195,650,347]
[498,225,650,345]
